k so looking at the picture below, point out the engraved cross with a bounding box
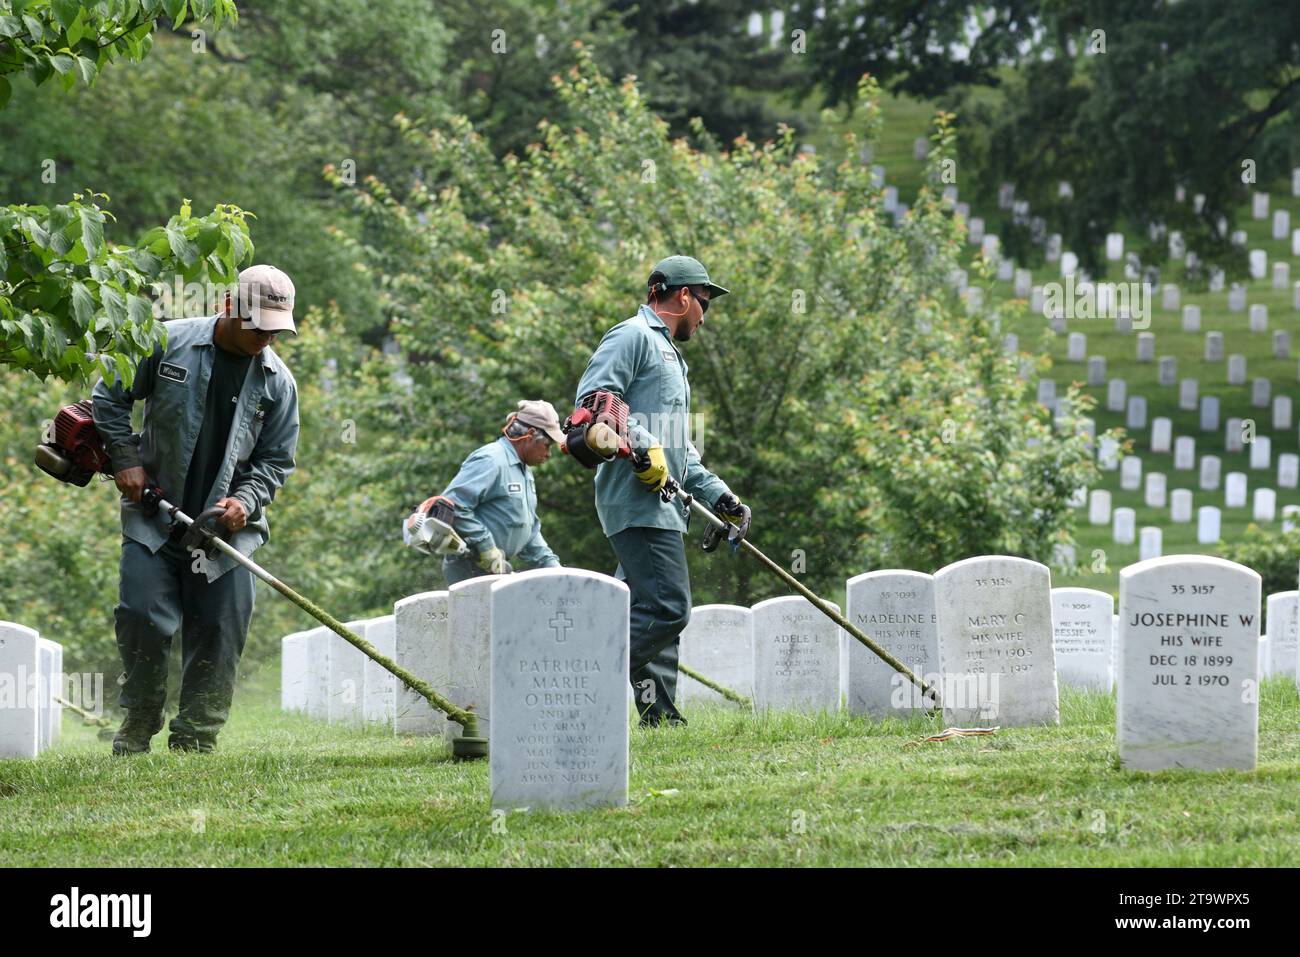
[549,612,573,643]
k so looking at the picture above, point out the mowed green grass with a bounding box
[1,667,1296,867]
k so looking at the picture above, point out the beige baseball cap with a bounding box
[236,264,296,334]
[513,400,566,443]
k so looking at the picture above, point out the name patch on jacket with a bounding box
[159,362,189,384]
[661,349,678,363]
[507,482,523,493]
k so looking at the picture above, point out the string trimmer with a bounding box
[562,390,939,707]
[34,399,488,759]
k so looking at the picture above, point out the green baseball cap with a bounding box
[649,255,729,299]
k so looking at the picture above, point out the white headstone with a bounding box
[1228,284,1246,311]
[1251,377,1270,409]
[1106,378,1126,412]
[0,622,40,758]
[1088,489,1112,526]
[1150,417,1172,453]
[1120,455,1142,492]
[394,590,451,736]
[1199,396,1220,432]
[1158,356,1177,386]
[1061,251,1078,277]
[1227,355,1246,386]
[1274,262,1290,290]
[1117,556,1260,771]
[1087,355,1106,386]
[328,621,368,725]
[679,604,753,706]
[1197,506,1221,543]
[1161,284,1179,311]
[1273,396,1292,431]
[1249,435,1271,471]
[1099,436,1120,471]
[447,575,503,742]
[1105,232,1124,260]
[303,626,331,721]
[933,556,1058,727]
[1252,192,1269,219]
[1145,472,1168,508]
[968,217,985,242]
[1273,209,1290,240]
[1139,526,1163,562]
[1126,396,1148,430]
[281,631,309,713]
[1204,331,1223,362]
[36,638,59,752]
[1249,249,1267,280]
[752,596,841,712]
[363,614,397,725]
[489,569,629,810]
[1199,454,1222,491]
[1182,304,1201,332]
[1249,303,1268,333]
[1285,505,1300,532]
[1174,436,1196,470]
[1178,379,1198,411]
[1274,330,1291,359]
[1226,418,1244,453]
[843,571,938,717]
[1113,507,1136,545]
[1136,332,1155,362]
[1051,588,1113,691]
[1014,268,1032,298]
[1265,591,1298,679]
[1278,453,1299,489]
[1253,487,1277,522]
[1170,488,1194,523]
[1225,471,1248,508]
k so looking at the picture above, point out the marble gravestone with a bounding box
[1050,588,1114,691]
[1265,590,1298,679]
[36,638,62,752]
[1117,556,1260,771]
[303,625,332,721]
[933,556,1059,727]
[447,575,504,743]
[752,596,841,712]
[362,615,397,725]
[0,621,40,758]
[843,571,939,717]
[489,569,629,811]
[394,590,451,736]
[280,631,309,713]
[328,620,369,725]
[679,605,753,706]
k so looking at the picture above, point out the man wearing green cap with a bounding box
[438,399,565,584]
[574,256,751,726]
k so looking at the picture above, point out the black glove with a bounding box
[702,491,751,552]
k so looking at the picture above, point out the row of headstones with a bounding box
[1047,372,1296,418]
[0,622,65,759]
[1087,489,1295,544]
[1066,328,1300,371]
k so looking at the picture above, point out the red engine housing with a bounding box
[34,399,113,486]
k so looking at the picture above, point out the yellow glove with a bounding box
[633,445,669,492]
[476,547,512,575]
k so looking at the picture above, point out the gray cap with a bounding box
[236,264,296,334]
[513,400,566,443]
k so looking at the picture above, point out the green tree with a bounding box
[319,54,1103,612]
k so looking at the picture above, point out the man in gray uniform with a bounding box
[439,400,565,584]
[92,264,300,754]
[574,256,750,726]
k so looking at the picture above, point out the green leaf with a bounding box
[164,222,199,266]
[195,220,221,257]
[79,206,105,259]
[69,281,95,331]
[21,15,44,44]
[101,285,127,324]
[73,55,96,85]
[49,54,75,76]
[51,0,81,29]
[162,0,187,23]
[0,16,23,39]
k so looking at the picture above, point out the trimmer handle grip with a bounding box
[140,484,166,516]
